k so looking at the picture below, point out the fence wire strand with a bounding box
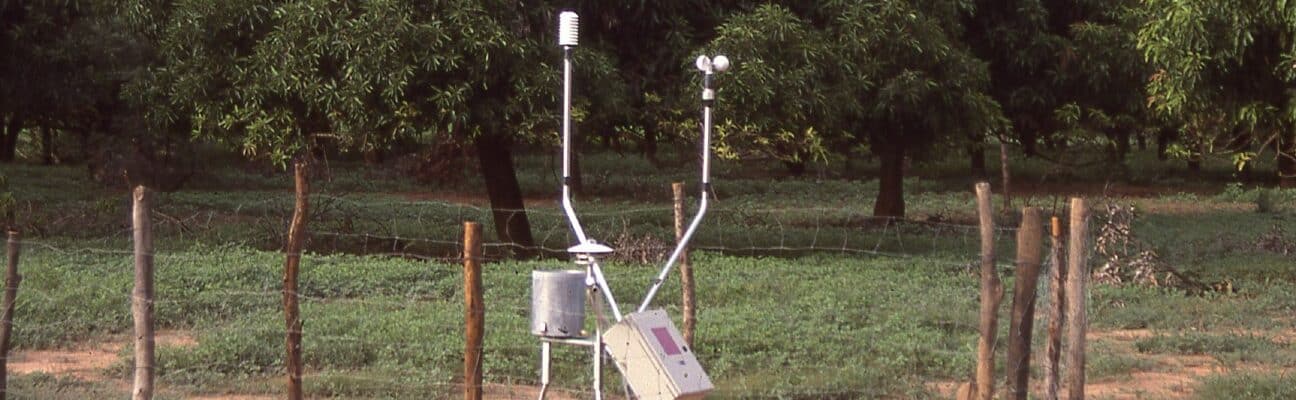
[3,191,1109,399]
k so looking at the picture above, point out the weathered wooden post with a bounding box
[1044,216,1066,400]
[132,187,155,400]
[1064,199,1090,400]
[283,162,310,400]
[673,182,697,346]
[1006,207,1044,400]
[0,230,21,399]
[463,221,484,400]
[973,182,1002,400]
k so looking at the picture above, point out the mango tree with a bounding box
[126,0,628,252]
[1140,0,1296,186]
[707,1,1003,217]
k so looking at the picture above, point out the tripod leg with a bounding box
[537,342,551,400]
[594,328,603,400]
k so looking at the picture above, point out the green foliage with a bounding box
[1139,0,1296,173]
[703,4,831,165]
[127,0,592,166]
[1,1,149,164]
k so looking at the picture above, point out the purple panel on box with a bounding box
[651,327,682,356]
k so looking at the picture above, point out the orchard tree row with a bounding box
[2,0,1294,250]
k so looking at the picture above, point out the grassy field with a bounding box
[2,147,1295,399]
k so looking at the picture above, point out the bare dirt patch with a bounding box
[1085,329,1221,400]
[9,330,196,395]
[9,330,585,399]
[1086,354,1220,400]
[1089,328,1155,342]
[188,395,276,400]
[928,328,1294,399]
[8,339,123,381]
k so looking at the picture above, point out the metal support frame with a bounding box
[537,12,726,400]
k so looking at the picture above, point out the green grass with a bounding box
[1135,333,1276,355]
[7,373,166,400]
[1196,373,1296,400]
[19,241,982,397]
[1132,333,1296,368]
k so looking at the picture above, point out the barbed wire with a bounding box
[0,192,1132,399]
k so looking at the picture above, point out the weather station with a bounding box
[530,11,728,400]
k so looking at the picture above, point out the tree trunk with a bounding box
[642,128,661,168]
[1275,148,1296,188]
[41,127,53,165]
[1136,133,1147,151]
[1114,130,1130,163]
[1020,129,1037,156]
[969,144,987,178]
[570,139,583,194]
[873,142,906,218]
[475,135,536,258]
[783,159,807,176]
[362,148,384,165]
[1156,129,1172,161]
[78,129,91,163]
[0,115,21,163]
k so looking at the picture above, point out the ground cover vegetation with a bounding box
[1,148,1295,399]
[2,0,1296,398]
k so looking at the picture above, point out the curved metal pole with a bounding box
[561,46,589,243]
[561,45,622,322]
[638,70,715,313]
[589,261,622,320]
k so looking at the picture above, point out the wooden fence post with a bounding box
[972,182,1003,400]
[283,162,310,400]
[131,186,155,400]
[1006,207,1044,400]
[0,230,21,399]
[1044,216,1066,400]
[1065,199,1090,400]
[463,221,484,400]
[673,182,696,346]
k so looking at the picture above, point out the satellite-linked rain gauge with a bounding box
[531,11,725,400]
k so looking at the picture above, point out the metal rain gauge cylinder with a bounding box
[531,270,586,338]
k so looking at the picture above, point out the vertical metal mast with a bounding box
[559,12,587,243]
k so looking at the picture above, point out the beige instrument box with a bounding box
[603,309,713,400]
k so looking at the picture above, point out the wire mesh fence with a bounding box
[2,187,1122,399]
